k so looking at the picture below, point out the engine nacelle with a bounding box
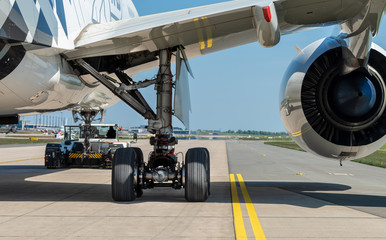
[280,38,386,160]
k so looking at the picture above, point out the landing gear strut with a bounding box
[72,110,100,153]
[75,49,210,202]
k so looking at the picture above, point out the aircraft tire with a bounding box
[201,147,210,195]
[131,147,144,163]
[131,147,144,198]
[112,148,137,201]
[185,148,210,202]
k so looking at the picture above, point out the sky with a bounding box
[24,0,386,132]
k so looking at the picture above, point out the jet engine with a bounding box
[280,38,386,160]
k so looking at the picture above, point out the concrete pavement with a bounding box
[1,140,386,239]
[227,141,386,239]
[0,140,233,240]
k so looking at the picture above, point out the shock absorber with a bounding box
[146,49,180,186]
[148,49,175,147]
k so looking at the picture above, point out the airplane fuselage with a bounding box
[0,0,138,116]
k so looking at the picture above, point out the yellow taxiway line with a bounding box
[230,174,266,240]
[237,174,266,240]
[230,174,248,239]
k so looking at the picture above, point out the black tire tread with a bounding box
[112,148,136,201]
[131,147,144,163]
[185,148,210,202]
[131,147,144,198]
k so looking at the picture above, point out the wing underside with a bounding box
[61,0,371,74]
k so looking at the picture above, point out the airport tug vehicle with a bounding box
[71,49,210,202]
[45,121,128,169]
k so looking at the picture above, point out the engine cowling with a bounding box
[280,38,386,160]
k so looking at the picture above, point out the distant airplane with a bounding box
[0,0,385,201]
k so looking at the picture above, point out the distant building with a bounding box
[174,129,189,135]
[128,127,149,134]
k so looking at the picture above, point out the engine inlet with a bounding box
[301,48,386,146]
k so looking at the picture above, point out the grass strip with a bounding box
[265,141,386,169]
[352,151,386,168]
[0,138,62,145]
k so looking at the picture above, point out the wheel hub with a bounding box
[330,73,376,118]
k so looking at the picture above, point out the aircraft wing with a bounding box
[63,0,367,72]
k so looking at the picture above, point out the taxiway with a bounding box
[0,140,386,239]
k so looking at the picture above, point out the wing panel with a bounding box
[63,1,275,60]
[62,0,374,69]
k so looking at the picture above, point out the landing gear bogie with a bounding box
[110,145,210,202]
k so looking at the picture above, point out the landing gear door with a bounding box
[174,47,192,129]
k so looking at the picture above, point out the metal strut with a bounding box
[75,49,175,138]
[144,49,180,190]
[148,49,174,134]
[74,58,156,120]
[73,110,98,153]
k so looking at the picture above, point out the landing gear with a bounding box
[112,148,139,201]
[72,110,101,153]
[132,147,144,198]
[185,148,210,202]
[74,48,210,202]
[111,145,210,202]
